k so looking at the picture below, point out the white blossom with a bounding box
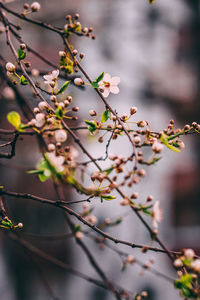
[31,68,39,77]
[35,113,45,127]
[191,259,200,272]
[38,101,48,111]
[74,78,84,86]
[184,248,195,259]
[6,62,15,72]
[152,201,163,228]
[59,51,66,57]
[43,69,59,86]
[31,2,41,12]
[55,129,67,143]
[98,73,120,98]
[46,152,65,173]
[152,140,164,154]
[2,87,15,100]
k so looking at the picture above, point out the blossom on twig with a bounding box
[152,201,163,229]
[98,73,120,98]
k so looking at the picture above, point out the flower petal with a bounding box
[52,69,59,78]
[103,73,111,82]
[110,86,119,94]
[111,76,120,85]
[43,74,52,81]
[102,88,110,98]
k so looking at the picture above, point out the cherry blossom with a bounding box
[152,201,163,228]
[35,113,45,127]
[46,152,65,173]
[43,69,59,86]
[98,73,120,98]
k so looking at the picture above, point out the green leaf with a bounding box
[84,120,97,133]
[103,167,114,175]
[58,81,71,94]
[96,72,104,83]
[19,75,28,85]
[101,195,115,201]
[39,173,48,182]
[91,81,99,88]
[174,274,196,299]
[149,0,155,3]
[101,109,111,123]
[181,258,193,267]
[160,133,180,153]
[17,48,26,60]
[27,169,44,175]
[7,111,21,129]
[55,106,64,119]
[74,24,81,32]
[74,224,81,232]
[139,204,152,216]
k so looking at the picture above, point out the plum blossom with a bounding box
[31,2,41,12]
[191,259,200,272]
[43,69,59,86]
[152,201,163,229]
[98,73,120,98]
[46,152,65,173]
[152,140,164,153]
[35,113,45,127]
[55,129,67,143]
[6,62,15,72]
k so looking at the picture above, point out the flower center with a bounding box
[104,81,110,88]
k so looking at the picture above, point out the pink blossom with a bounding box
[98,73,120,98]
[152,201,163,228]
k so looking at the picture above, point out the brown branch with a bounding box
[0,188,182,256]
[8,231,107,290]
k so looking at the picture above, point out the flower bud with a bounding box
[72,49,78,56]
[137,120,147,128]
[0,26,5,34]
[38,101,48,110]
[74,78,84,86]
[191,259,200,273]
[173,259,183,268]
[48,144,56,152]
[20,43,26,50]
[59,51,66,57]
[55,129,67,143]
[184,248,195,259]
[31,68,39,77]
[126,255,135,264]
[152,140,164,153]
[17,223,23,228]
[6,62,15,72]
[89,109,97,116]
[31,2,41,12]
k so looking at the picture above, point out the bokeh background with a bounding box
[0,0,200,299]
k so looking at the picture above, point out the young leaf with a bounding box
[160,133,180,153]
[19,75,28,85]
[103,166,114,175]
[55,107,64,119]
[7,111,21,129]
[39,173,48,182]
[84,120,97,133]
[58,81,70,94]
[101,109,111,123]
[101,195,115,201]
[17,48,26,60]
[91,81,99,89]
[74,224,81,232]
[96,72,104,83]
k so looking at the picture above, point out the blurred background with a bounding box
[0,0,200,299]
